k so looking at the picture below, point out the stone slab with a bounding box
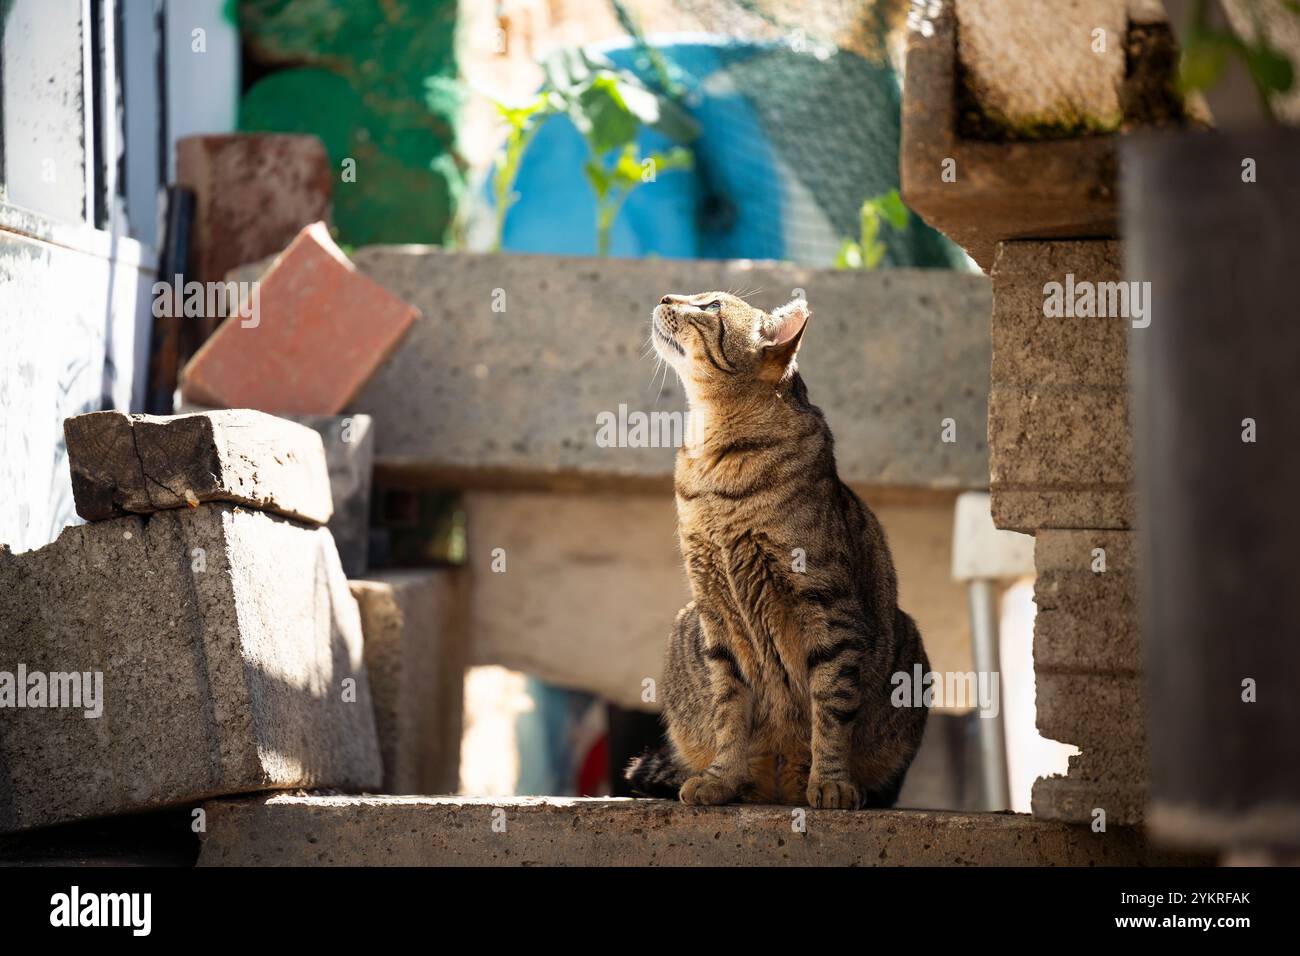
[901,5,1120,269]
[196,794,1201,866]
[343,248,992,493]
[290,414,374,577]
[175,133,332,285]
[350,569,469,794]
[463,489,973,711]
[0,504,382,833]
[955,0,1127,136]
[180,222,420,415]
[64,409,334,525]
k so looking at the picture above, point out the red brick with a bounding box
[180,222,420,414]
[176,133,332,284]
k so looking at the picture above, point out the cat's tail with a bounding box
[624,744,685,799]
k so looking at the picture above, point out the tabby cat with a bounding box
[626,291,929,809]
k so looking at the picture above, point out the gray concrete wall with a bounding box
[349,249,991,493]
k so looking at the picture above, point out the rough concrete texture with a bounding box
[901,5,1119,269]
[1034,530,1140,674]
[180,223,420,415]
[64,409,334,525]
[175,134,332,284]
[1033,749,1146,827]
[1036,672,1144,753]
[464,490,972,711]
[197,794,1200,866]
[955,0,1127,134]
[289,414,374,577]
[988,241,1133,533]
[349,569,469,795]
[0,504,382,833]
[346,248,992,492]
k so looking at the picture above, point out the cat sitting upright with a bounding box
[626,292,929,809]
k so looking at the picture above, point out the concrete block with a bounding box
[463,490,972,711]
[350,569,469,795]
[290,414,374,577]
[196,794,1202,866]
[1036,672,1145,754]
[180,223,420,415]
[0,504,382,833]
[1033,530,1140,675]
[1033,748,1146,826]
[346,248,992,492]
[988,241,1134,533]
[900,6,1119,269]
[64,409,333,525]
[955,0,1127,135]
[990,241,1130,388]
[175,134,332,284]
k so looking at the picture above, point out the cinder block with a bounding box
[1033,748,1146,826]
[290,414,374,577]
[196,795,1203,866]
[990,241,1130,388]
[989,241,1134,533]
[955,0,1127,135]
[1033,530,1141,674]
[180,222,420,415]
[1035,672,1145,753]
[345,248,992,492]
[350,569,469,795]
[176,134,332,284]
[64,409,333,525]
[0,504,382,833]
[1032,529,1147,825]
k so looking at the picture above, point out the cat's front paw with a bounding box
[806,775,860,810]
[680,773,739,806]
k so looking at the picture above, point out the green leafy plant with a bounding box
[1178,0,1298,123]
[487,92,559,252]
[486,48,699,255]
[835,189,910,270]
[543,49,699,256]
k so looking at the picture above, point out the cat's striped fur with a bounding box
[626,291,929,809]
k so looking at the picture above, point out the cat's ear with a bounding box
[761,298,810,373]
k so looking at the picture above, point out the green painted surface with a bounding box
[236,0,462,245]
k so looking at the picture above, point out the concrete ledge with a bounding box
[196,795,1198,866]
[901,6,1118,270]
[346,248,991,493]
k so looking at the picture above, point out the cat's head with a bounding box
[651,291,810,400]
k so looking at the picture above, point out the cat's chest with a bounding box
[678,523,793,606]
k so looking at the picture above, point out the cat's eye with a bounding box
[703,300,722,313]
